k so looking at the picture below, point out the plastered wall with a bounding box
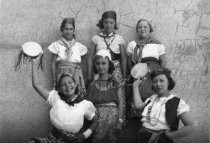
[0,0,209,143]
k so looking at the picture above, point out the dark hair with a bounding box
[57,73,79,94]
[150,68,175,90]
[60,18,75,31]
[136,19,153,33]
[97,10,118,30]
[92,55,115,74]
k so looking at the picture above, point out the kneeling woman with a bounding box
[132,68,194,143]
[29,54,97,143]
[85,49,124,143]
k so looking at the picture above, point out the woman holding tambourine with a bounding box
[126,19,167,117]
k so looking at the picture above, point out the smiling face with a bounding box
[95,57,109,75]
[103,18,116,34]
[136,20,151,39]
[62,23,75,41]
[59,76,77,97]
[152,74,169,97]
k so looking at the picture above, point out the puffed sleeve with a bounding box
[78,43,88,56]
[48,42,59,54]
[83,100,96,120]
[47,90,60,107]
[177,99,190,116]
[92,35,98,45]
[126,41,136,56]
[158,44,166,56]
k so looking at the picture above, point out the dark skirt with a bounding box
[139,58,161,101]
[127,57,161,118]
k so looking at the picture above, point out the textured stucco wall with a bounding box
[0,0,209,143]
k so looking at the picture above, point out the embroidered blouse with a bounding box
[92,32,125,54]
[141,93,189,131]
[126,40,165,60]
[48,39,87,63]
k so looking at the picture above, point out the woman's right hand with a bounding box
[133,78,143,87]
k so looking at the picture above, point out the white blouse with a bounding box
[48,41,87,63]
[126,41,165,59]
[141,93,189,131]
[47,90,96,133]
[92,33,125,54]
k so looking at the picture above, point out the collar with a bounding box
[57,37,76,48]
[59,92,84,106]
[98,32,115,38]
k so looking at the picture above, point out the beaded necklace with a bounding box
[146,94,170,126]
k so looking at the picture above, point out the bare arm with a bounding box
[159,54,166,68]
[132,78,146,110]
[117,87,124,120]
[32,54,50,100]
[119,44,127,79]
[87,115,98,133]
[51,54,57,89]
[165,112,195,139]
[88,42,96,80]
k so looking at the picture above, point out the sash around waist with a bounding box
[56,62,81,69]
[141,57,159,63]
[95,102,117,107]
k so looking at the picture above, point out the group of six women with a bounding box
[29,10,194,143]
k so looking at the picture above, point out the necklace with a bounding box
[146,94,170,126]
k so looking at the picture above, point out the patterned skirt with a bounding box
[56,61,85,90]
[112,61,126,121]
[91,105,118,143]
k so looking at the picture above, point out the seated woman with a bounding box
[29,54,98,143]
[85,49,124,143]
[132,68,194,143]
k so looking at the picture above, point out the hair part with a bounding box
[136,19,153,33]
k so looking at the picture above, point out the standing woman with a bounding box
[132,68,194,143]
[88,10,127,84]
[48,18,87,91]
[127,19,166,102]
[88,10,127,121]
[86,50,124,143]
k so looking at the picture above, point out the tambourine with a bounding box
[22,42,43,57]
[15,42,44,70]
[131,63,149,79]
